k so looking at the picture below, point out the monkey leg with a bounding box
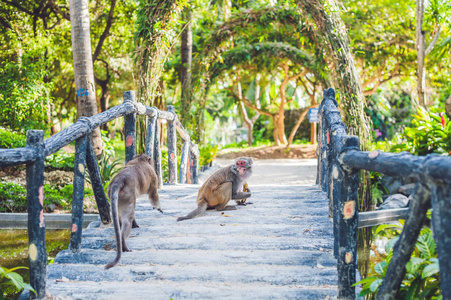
[213,182,236,211]
[148,183,162,213]
[132,219,139,228]
[120,205,134,252]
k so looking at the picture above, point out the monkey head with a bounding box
[233,157,253,178]
[132,154,152,165]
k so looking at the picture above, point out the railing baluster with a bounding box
[428,180,451,300]
[146,108,157,160]
[85,140,111,224]
[179,140,190,184]
[335,135,359,300]
[123,91,136,164]
[26,130,46,299]
[70,129,89,252]
[377,183,430,299]
[167,105,177,184]
[191,144,199,184]
[154,111,163,189]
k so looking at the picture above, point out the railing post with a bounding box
[146,108,157,160]
[377,182,430,299]
[167,105,177,184]
[428,181,451,299]
[85,140,111,224]
[179,140,190,184]
[191,144,199,184]
[320,108,328,193]
[334,135,359,300]
[70,125,89,252]
[154,112,163,189]
[123,91,136,164]
[25,130,46,299]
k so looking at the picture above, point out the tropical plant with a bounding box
[355,220,441,298]
[390,106,451,156]
[0,266,35,298]
[199,144,218,166]
[45,150,75,171]
[0,128,26,148]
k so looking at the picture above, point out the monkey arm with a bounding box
[231,191,252,200]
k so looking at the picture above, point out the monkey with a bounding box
[105,154,161,269]
[177,157,253,221]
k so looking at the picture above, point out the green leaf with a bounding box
[369,279,383,292]
[5,272,25,290]
[422,262,440,278]
[374,261,386,275]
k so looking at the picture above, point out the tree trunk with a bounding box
[180,7,192,126]
[287,104,319,146]
[69,0,103,155]
[297,0,370,147]
[95,62,111,131]
[416,0,426,107]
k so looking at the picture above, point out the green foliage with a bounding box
[390,107,451,156]
[199,144,219,166]
[0,182,27,213]
[0,30,53,133]
[0,266,35,298]
[45,150,75,171]
[0,128,26,148]
[0,182,92,213]
[355,222,441,298]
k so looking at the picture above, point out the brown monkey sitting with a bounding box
[177,157,253,221]
[105,154,161,269]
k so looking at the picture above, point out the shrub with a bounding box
[0,128,26,148]
[390,107,451,156]
[354,218,441,298]
[0,266,36,298]
[45,150,75,171]
[0,182,27,212]
[199,144,218,166]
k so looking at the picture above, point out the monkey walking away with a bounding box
[177,157,254,221]
[105,154,161,269]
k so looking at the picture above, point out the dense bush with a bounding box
[0,32,52,133]
[0,182,93,213]
[355,219,441,299]
[0,128,26,148]
[45,150,75,171]
[199,144,219,166]
[390,107,451,156]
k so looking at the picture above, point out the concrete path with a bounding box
[46,159,338,299]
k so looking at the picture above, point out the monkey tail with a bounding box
[105,183,123,269]
[177,200,208,221]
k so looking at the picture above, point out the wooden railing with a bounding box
[317,88,451,299]
[0,91,200,299]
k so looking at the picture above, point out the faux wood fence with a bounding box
[317,88,451,299]
[0,91,200,299]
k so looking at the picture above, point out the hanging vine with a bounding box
[134,0,185,105]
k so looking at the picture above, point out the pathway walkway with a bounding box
[45,159,338,299]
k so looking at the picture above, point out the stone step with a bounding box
[78,234,333,251]
[82,222,332,239]
[53,249,336,268]
[47,263,337,286]
[46,279,337,300]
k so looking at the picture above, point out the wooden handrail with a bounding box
[0,90,200,298]
[317,87,451,299]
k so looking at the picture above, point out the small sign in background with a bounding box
[309,108,319,123]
